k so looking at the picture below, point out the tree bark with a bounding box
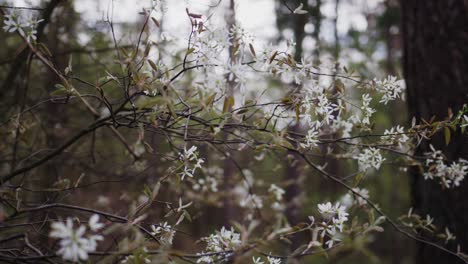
[401,1,468,263]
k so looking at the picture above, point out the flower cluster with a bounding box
[3,12,43,42]
[268,184,285,201]
[317,202,349,232]
[382,125,410,148]
[179,146,204,180]
[305,201,350,249]
[192,28,229,65]
[300,126,320,149]
[193,175,219,192]
[150,222,176,246]
[423,145,468,188]
[300,91,339,128]
[49,214,104,262]
[252,256,282,264]
[359,94,376,125]
[357,147,385,171]
[268,184,286,211]
[197,227,242,263]
[240,193,264,209]
[374,75,405,105]
[229,24,254,47]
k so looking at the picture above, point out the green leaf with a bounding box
[50,88,68,96]
[353,173,364,187]
[54,84,66,90]
[97,76,109,84]
[295,105,301,121]
[50,84,69,96]
[205,93,216,107]
[186,48,195,55]
[144,44,151,57]
[223,96,235,113]
[444,126,451,145]
[148,60,158,71]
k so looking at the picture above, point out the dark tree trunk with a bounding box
[401,1,468,263]
[284,2,308,252]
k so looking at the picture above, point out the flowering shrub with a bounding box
[1,1,468,264]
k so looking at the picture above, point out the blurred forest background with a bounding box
[0,0,414,263]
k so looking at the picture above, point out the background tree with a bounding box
[401,1,468,263]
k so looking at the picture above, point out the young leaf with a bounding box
[223,96,235,113]
[444,126,451,145]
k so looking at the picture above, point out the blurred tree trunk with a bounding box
[223,0,237,225]
[333,0,340,72]
[401,1,468,263]
[383,0,396,76]
[312,0,322,66]
[282,3,309,258]
[381,0,400,76]
[282,1,322,253]
[380,1,406,263]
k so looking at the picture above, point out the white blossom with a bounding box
[382,125,409,148]
[315,94,338,125]
[268,184,285,201]
[423,145,468,188]
[300,126,320,149]
[317,202,349,232]
[293,3,308,14]
[460,115,468,128]
[193,176,219,192]
[229,24,254,46]
[360,94,376,125]
[240,194,263,209]
[445,227,456,244]
[324,228,341,248]
[252,257,265,264]
[375,76,405,105]
[351,188,370,206]
[197,227,242,263]
[49,216,103,262]
[88,214,104,231]
[357,147,385,171]
[267,256,282,264]
[2,12,43,42]
[3,12,24,35]
[179,146,204,180]
[331,117,354,138]
[151,222,175,245]
[425,215,434,227]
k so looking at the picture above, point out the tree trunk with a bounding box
[222,0,237,225]
[401,1,468,263]
[284,2,308,252]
